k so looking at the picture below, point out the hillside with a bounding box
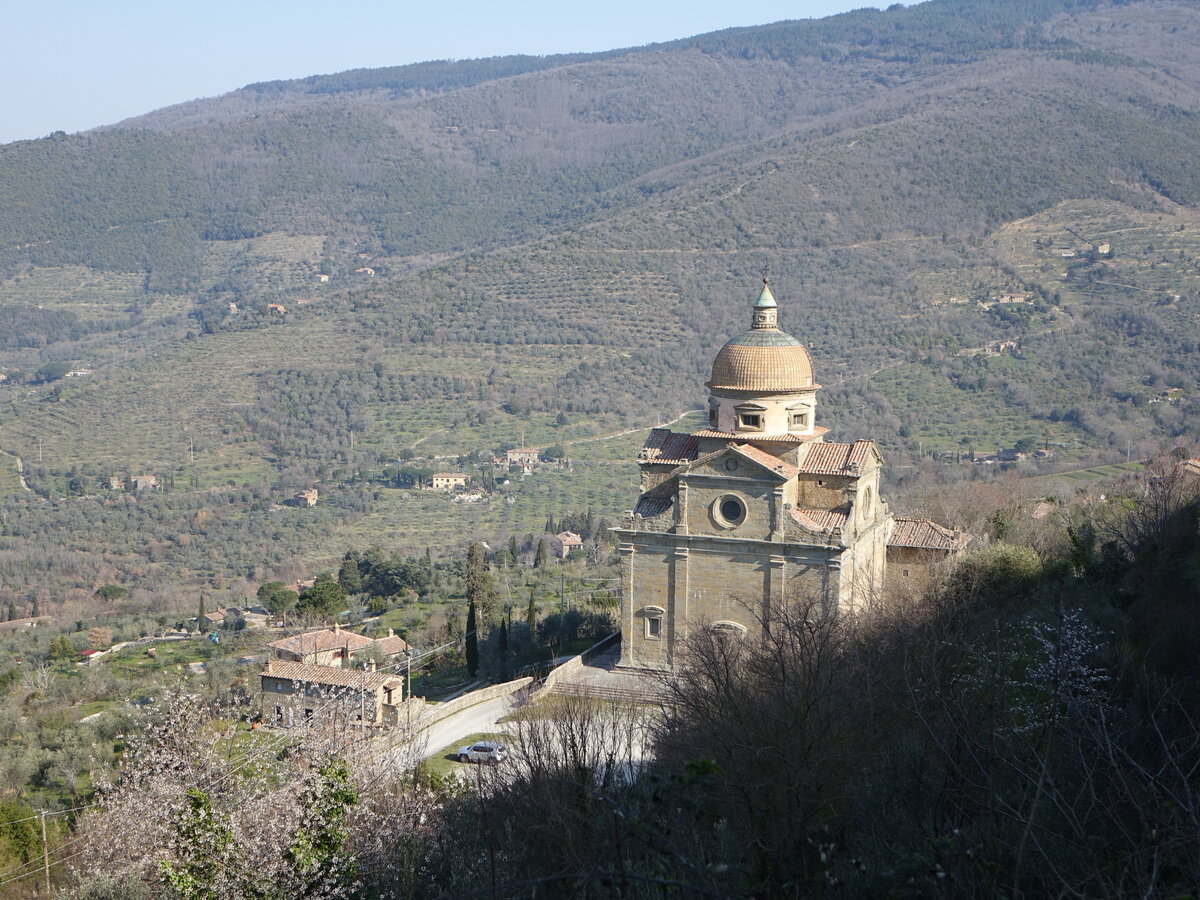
[0,0,1199,606]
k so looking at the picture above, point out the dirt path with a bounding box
[405,427,446,451]
[555,409,702,450]
[2,451,31,492]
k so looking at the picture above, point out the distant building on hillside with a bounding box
[130,474,158,492]
[430,472,469,492]
[505,448,539,467]
[553,531,584,558]
[294,488,319,507]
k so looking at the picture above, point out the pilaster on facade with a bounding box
[618,541,636,660]
[668,544,690,667]
[770,486,785,541]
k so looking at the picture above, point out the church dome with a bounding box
[707,280,816,393]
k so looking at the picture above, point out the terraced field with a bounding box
[0,317,362,486]
[319,417,655,560]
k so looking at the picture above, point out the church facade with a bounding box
[615,280,967,670]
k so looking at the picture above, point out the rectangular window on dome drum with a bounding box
[791,413,808,428]
[739,414,761,429]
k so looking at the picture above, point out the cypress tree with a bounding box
[198,595,205,631]
[509,534,519,565]
[466,542,499,623]
[526,588,537,645]
[31,597,39,618]
[337,553,362,594]
[465,600,479,678]
[534,538,547,569]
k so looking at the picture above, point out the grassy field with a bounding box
[1030,460,1146,487]
[0,451,22,495]
[422,731,506,779]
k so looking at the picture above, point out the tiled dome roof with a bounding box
[707,280,816,392]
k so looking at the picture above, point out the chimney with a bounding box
[366,660,376,672]
[333,622,340,632]
[388,628,394,637]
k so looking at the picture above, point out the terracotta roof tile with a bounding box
[640,429,700,464]
[797,440,875,476]
[373,635,411,656]
[888,517,969,551]
[692,427,828,444]
[732,444,799,480]
[267,626,376,656]
[791,506,849,531]
[262,658,401,691]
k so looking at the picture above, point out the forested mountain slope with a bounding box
[0,0,1198,602]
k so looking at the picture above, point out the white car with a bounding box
[456,741,506,764]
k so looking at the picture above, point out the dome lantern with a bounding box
[704,280,821,438]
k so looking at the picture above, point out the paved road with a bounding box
[417,694,520,760]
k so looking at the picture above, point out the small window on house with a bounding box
[903,569,911,577]
[275,705,283,721]
[646,616,662,639]
[791,412,809,428]
[739,413,762,430]
[709,406,718,426]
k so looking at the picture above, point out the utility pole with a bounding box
[559,571,567,648]
[40,809,50,895]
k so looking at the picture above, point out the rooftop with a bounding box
[796,441,875,476]
[731,443,799,480]
[640,429,699,464]
[374,631,412,656]
[692,428,828,444]
[266,624,376,656]
[262,658,401,691]
[792,506,850,532]
[889,517,970,551]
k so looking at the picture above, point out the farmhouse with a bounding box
[266,622,375,667]
[294,488,319,507]
[430,472,469,491]
[261,659,403,728]
[505,448,539,467]
[553,530,585,558]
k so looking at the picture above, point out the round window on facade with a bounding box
[714,495,746,528]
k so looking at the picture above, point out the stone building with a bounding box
[616,280,967,670]
[261,658,403,727]
[266,622,377,667]
[431,472,470,492]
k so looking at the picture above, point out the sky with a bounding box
[2,0,901,145]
